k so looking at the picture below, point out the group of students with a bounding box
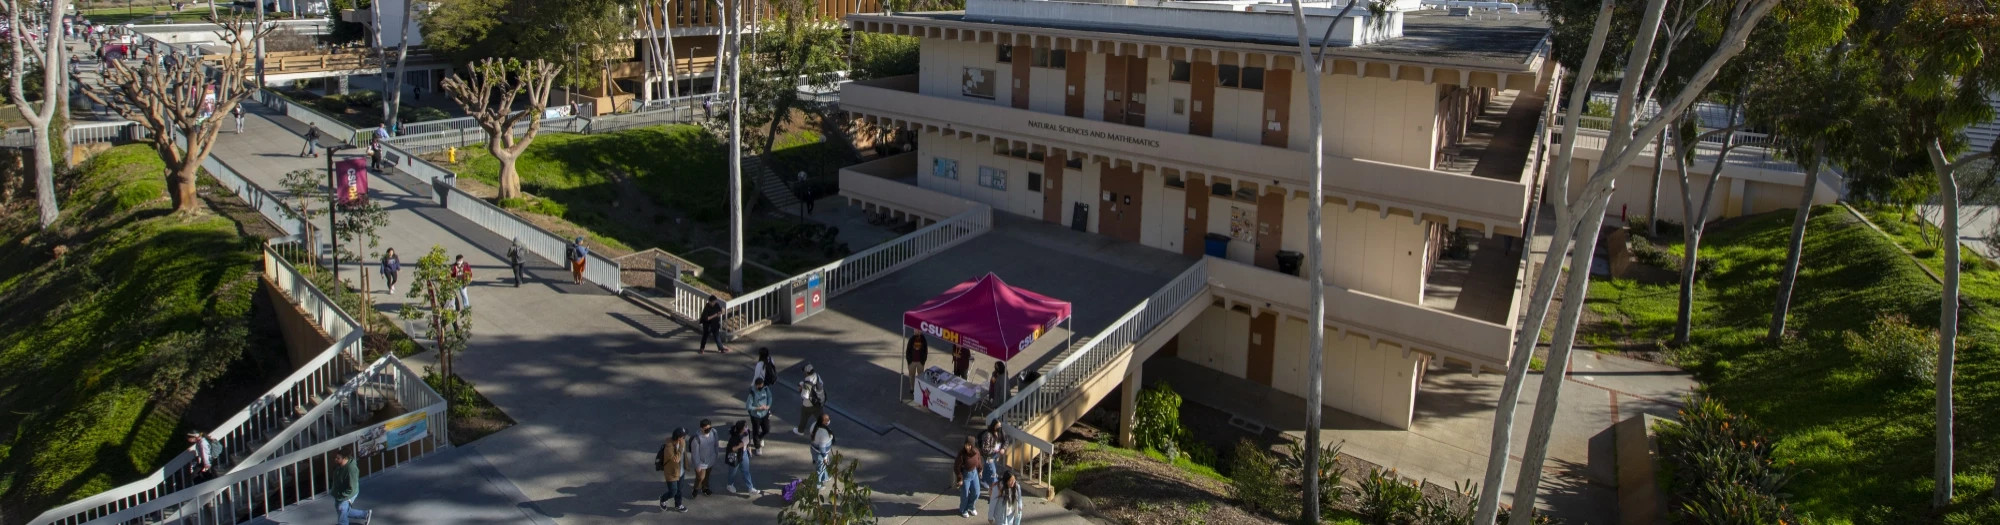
[374,237,595,305]
[656,348,833,513]
[954,421,1023,523]
[905,334,1018,413]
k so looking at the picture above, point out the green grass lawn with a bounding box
[448,124,736,245]
[1586,206,2000,523]
[0,145,282,516]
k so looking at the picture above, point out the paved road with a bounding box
[213,100,1090,524]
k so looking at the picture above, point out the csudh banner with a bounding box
[334,158,370,207]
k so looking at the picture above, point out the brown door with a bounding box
[1255,189,1285,270]
[1126,55,1149,127]
[1098,162,1144,244]
[1261,68,1292,148]
[1248,312,1276,386]
[1103,53,1126,124]
[1012,44,1032,110]
[1182,174,1209,257]
[1190,61,1216,137]
[1066,50,1087,118]
[1043,150,1066,224]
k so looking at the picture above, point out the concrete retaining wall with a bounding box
[262,276,337,370]
[1615,413,1669,525]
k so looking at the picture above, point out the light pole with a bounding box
[325,143,354,277]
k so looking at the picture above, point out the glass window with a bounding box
[1242,67,1265,90]
[1032,48,1050,67]
[1049,49,1067,69]
[1169,60,1191,82]
[1219,65,1240,88]
[1028,172,1044,192]
[978,166,1008,190]
[961,67,996,99]
[1173,98,1186,115]
[997,44,1013,63]
[933,158,959,179]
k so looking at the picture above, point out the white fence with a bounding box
[431,182,625,292]
[719,203,993,338]
[203,152,307,236]
[257,89,379,146]
[0,121,153,149]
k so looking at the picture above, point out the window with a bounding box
[1241,67,1265,90]
[1049,49,1067,69]
[1165,173,1185,188]
[1032,48,1049,67]
[1028,172,1044,192]
[979,166,1008,190]
[1173,98,1186,115]
[1211,182,1232,196]
[933,157,959,179]
[1066,157,1083,170]
[997,44,1013,63]
[1219,65,1241,88]
[994,141,1012,156]
[1169,60,1191,82]
[962,67,996,99]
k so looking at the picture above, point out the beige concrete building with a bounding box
[838,0,1554,431]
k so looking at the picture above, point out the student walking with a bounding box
[988,472,1023,525]
[329,450,371,525]
[231,105,244,134]
[698,295,728,353]
[186,432,217,483]
[690,419,721,497]
[752,347,776,387]
[793,364,824,435]
[450,254,472,311]
[809,413,835,488]
[565,237,588,285]
[380,248,400,295]
[954,436,983,518]
[726,420,758,495]
[301,124,320,157]
[507,239,526,287]
[979,420,1008,488]
[745,377,773,455]
[657,428,688,512]
[904,334,928,402]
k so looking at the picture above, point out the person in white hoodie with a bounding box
[689,419,721,497]
[989,471,1022,525]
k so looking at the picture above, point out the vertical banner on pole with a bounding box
[335,157,370,206]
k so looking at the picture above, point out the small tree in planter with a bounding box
[399,245,472,380]
[778,451,876,525]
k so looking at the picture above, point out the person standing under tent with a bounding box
[904,334,928,403]
[951,343,971,379]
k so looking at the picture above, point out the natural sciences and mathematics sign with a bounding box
[1028,120,1162,149]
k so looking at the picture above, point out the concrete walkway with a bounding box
[212,101,1091,524]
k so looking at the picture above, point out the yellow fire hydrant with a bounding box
[448,146,457,164]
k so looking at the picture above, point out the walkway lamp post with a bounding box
[325,143,353,277]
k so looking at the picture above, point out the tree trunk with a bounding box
[385,0,415,128]
[168,161,201,212]
[494,147,522,199]
[1283,1,1328,521]
[1509,188,1618,525]
[1766,141,1826,341]
[368,0,392,125]
[1929,141,1963,508]
[33,126,58,227]
[1646,128,1665,237]
[1673,130,1699,346]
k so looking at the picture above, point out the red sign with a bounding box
[334,158,370,207]
[794,296,807,315]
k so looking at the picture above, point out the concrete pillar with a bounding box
[1118,365,1143,448]
[336,75,350,95]
[640,78,655,104]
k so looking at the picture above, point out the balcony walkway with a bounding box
[1438,82,1547,184]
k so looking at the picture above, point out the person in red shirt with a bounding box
[450,254,473,311]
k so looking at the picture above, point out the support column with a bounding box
[336,75,350,95]
[1118,365,1143,448]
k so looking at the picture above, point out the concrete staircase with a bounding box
[747,155,802,215]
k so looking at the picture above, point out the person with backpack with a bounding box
[690,419,721,497]
[380,248,401,295]
[231,104,244,134]
[450,254,473,311]
[507,238,525,287]
[745,377,773,456]
[657,428,688,512]
[793,364,824,435]
[979,419,1008,489]
[698,295,728,353]
[809,412,835,488]
[989,471,1023,525]
[751,347,776,387]
[954,436,983,518]
[186,432,217,482]
[565,237,588,285]
[301,124,320,157]
[726,420,758,495]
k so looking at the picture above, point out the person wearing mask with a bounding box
[979,420,1008,489]
[793,364,824,435]
[951,344,972,379]
[698,295,728,353]
[745,377,773,456]
[449,254,472,311]
[809,412,835,488]
[690,419,721,497]
[726,420,758,495]
[954,436,983,518]
[904,334,928,402]
[329,450,370,524]
[657,428,687,512]
[507,239,525,287]
[379,249,400,295]
[988,471,1023,525]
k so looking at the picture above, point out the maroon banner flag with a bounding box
[334,158,370,207]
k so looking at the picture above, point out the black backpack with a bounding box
[654,443,667,471]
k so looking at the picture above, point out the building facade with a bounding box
[839,0,1553,428]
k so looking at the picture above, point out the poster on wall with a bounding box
[381,410,430,450]
[1229,206,1253,239]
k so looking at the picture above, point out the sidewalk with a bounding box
[216,100,1093,524]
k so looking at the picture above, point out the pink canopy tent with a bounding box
[903,273,1072,362]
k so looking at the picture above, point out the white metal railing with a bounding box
[432,182,625,292]
[233,351,435,468]
[1562,114,1812,175]
[986,261,1210,428]
[719,203,994,338]
[257,89,379,146]
[0,121,150,148]
[31,356,446,525]
[1003,424,1054,487]
[203,152,306,235]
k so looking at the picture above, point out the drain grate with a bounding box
[1228,415,1268,436]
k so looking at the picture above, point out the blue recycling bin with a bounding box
[1204,233,1231,258]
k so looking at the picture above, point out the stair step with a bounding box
[1037,337,1095,376]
